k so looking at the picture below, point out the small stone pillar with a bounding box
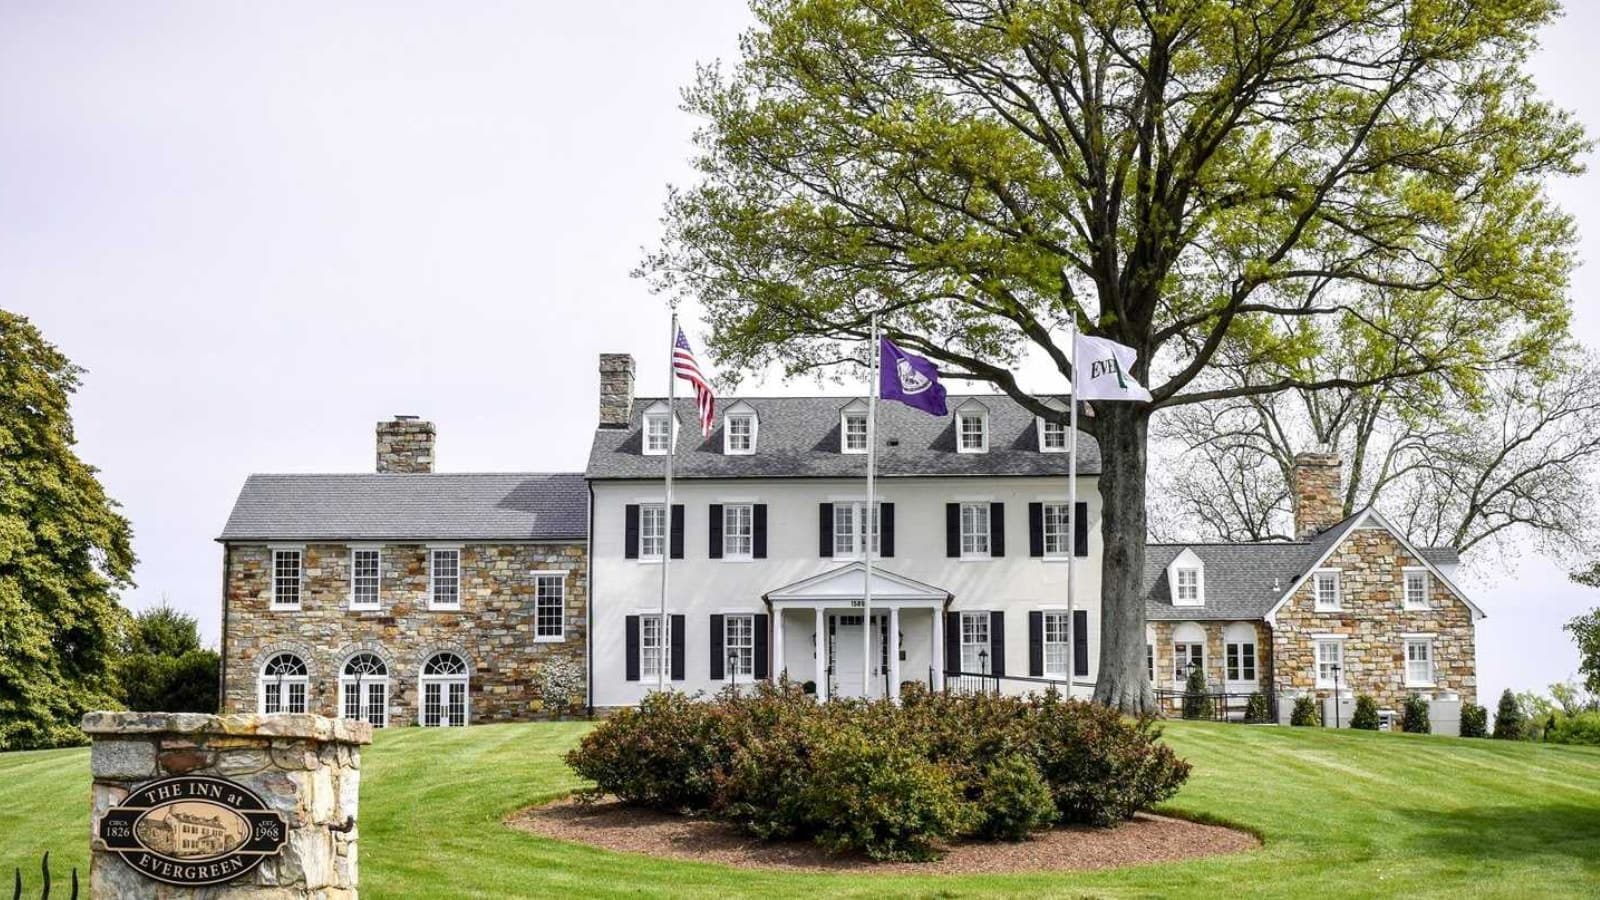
[84,712,372,899]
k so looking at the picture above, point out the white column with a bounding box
[932,606,945,691]
[814,606,827,695]
[772,608,785,679]
[889,606,901,701]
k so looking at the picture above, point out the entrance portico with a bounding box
[764,562,951,701]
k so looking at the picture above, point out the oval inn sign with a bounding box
[97,775,288,886]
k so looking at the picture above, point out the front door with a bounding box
[828,613,887,699]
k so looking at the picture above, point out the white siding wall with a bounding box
[589,475,1103,707]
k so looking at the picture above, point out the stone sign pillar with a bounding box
[83,712,372,899]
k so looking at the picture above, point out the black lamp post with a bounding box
[1331,663,1343,728]
[728,648,740,692]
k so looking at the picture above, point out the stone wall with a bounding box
[1291,452,1344,539]
[1271,527,1476,708]
[222,542,588,725]
[374,418,434,474]
[85,712,370,899]
[598,354,635,427]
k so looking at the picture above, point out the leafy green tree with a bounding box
[1493,688,1525,739]
[643,0,1584,710]
[1562,608,1600,696]
[0,310,135,749]
[117,605,219,714]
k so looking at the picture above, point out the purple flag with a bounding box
[879,337,948,416]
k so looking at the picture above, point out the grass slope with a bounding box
[3,722,1598,898]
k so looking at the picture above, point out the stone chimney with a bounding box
[1292,450,1343,539]
[599,353,635,427]
[376,416,435,473]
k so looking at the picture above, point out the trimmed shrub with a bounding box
[1350,694,1379,731]
[565,691,733,811]
[1025,692,1191,825]
[1493,689,1525,740]
[1460,703,1488,738]
[972,753,1056,841]
[1181,667,1213,720]
[1401,694,1431,734]
[1290,694,1321,727]
[1244,691,1270,723]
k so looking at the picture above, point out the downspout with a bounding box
[219,542,230,713]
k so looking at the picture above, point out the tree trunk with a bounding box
[1090,402,1156,715]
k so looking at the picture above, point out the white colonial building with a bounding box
[585,354,1101,709]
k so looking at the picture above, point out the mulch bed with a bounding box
[509,796,1260,874]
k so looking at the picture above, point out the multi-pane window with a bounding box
[350,549,380,609]
[1405,638,1434,686]
[833,502,880,558]
[1173,642,1203,681]
[535,573,565,640]
[1146,643,1155,681]
[644,414,672,454]
[1404,570,1430,610]
[640,615,666,679]
[272,550,302,609]
[959,503,990,557]
[727,415,755,453]
[958,412,987,452]
[725,614,755,678]
[420,652,468,727]
[1226,642,1257,682]
[1314,571,1341,610]
[259,652,308,714]
[430,549,460,609]
[1315,639,1344,688]
[723,504,754,559]
[959,612,991,673]
[1041,419,1068,451]
[1175,568,1200,604]
[339,653,388,728]
[639,504,666,559]
[1042,612,1070,678]
[1042,503,1072,557]
[842,413,868,453]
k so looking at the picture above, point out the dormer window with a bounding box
[1175,569,1200,603]
[1037,401,1069,452]
[841,401,869,454]
[643,403,674,455]
[724,402,758,455]
[955,401,988,453]
[1166,548,1205,607]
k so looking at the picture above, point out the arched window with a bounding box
[419,652,469,727]
[339,653,389,728]
[259,652,308,715]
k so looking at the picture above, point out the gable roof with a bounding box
[586,394,1100,480]
[765,561,951,603]
[217,473,588,543]
[1143,509,1467,621]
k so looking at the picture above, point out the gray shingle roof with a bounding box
[217,473,588,542]
[585,395,1100,480]
[1142,514,1461,621]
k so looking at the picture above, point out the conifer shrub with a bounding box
[1493,689,1526,740]
[1401,694,1432,734]
[1290,694,1322,726]
[1244,691,1270,723]
[1181,667,1214,720]
[1350,694,1380,730]
[1460,703,1488,738]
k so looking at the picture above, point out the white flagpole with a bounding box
[660,310,677,693]
[1066,313,1078,701]
[864,313,879,699]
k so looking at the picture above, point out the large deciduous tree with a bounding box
[0,310,135,749]
[642,0,1583,711]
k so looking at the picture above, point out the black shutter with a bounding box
[625,615,640,681]
[754,614,770,679]
[881,503,895,557]
[944,612,960,675]
[670,614,686,681]
[1074,501,1089,557]
[753,505,768,559]
[708,504,724,560]
[945,503,960,557]
[624,505,640,560]
[819,503,834,557]
[990,611,1007,676]
[670,504,685,559]
[991,502,1005,557]
[1028,503,1044,557]
[1073,610,1089,677]
[1028,611,1044,677]
[709,614,725,680]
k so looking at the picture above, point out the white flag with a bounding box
[1071,334,1153,402]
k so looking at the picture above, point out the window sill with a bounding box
[958,554,993,562]
[1314,607,1344,614]
[348,605,381,613]
[533,635,566,644]
[269,605,301,612]
[1403,605,1431,613]
[426,605,462,613]
[635,558,665,565]
[1404,681,1436,689]
[720,556,756,564]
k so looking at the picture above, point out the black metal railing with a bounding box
[941,670,1097,697]
[12,852,78,900]
[1152,688,1273,723]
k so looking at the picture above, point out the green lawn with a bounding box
[4,721,1599,898]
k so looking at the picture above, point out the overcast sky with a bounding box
[5,2,1597,707]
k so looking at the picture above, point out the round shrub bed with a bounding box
[565,681,1191,862]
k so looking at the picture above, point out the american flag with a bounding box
[673,327,716,437]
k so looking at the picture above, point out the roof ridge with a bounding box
[245,471,585,478]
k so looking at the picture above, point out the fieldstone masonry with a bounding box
[1291,451,1344,539]
[374,417,434,474]
[598,353,635,427]
[84,712,370,899]
[223,542,588,724]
